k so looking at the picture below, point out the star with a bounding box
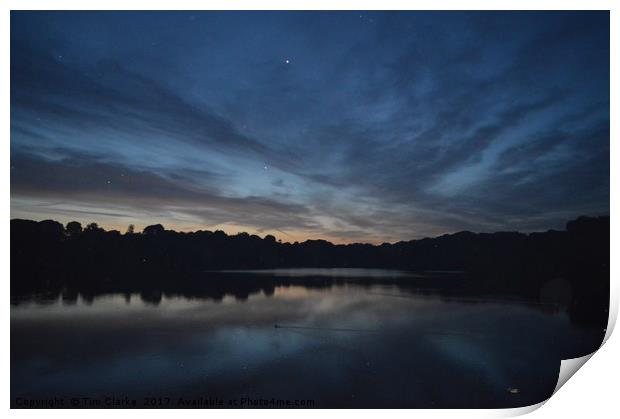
[284,59,290,64]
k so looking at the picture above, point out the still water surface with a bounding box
[11,269,602,408]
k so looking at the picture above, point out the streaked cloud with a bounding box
[10,11,609,242]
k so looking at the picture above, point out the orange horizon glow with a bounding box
[9,215,415,246]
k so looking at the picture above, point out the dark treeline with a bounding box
[11,216,609,327]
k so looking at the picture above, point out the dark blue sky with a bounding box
[10,11,609,243]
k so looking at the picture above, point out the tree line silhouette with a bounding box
[11,215,609,327]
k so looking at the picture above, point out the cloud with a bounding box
[11,39,299,171]
[10,11,610,240]
[10,149,318,232]
[285,13,609,232]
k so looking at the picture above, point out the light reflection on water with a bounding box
[11,273,602,408]
[216,268,421,278]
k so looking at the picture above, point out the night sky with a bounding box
[10,11,609,243]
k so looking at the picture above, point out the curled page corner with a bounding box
[496,352,597,418]
[547,303,616,397]
[551,306,615,395]
[552,352,595,395]
[498,318,611,418]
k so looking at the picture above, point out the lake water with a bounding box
[11,269,603,408]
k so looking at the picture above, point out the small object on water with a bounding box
[507,388,520,394]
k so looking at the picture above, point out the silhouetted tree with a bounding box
[38,219,65,236]
[126,224,135,234]
[9,215,609,329]
[143,224,164,235]
[66,221,82,236]
[85,222,102,232]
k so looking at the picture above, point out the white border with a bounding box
[3,2,617,418]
